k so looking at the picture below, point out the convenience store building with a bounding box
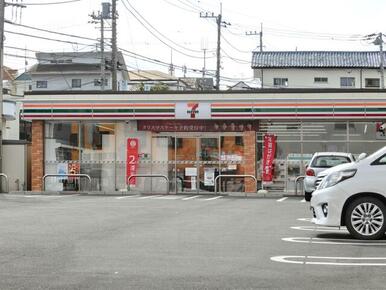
[24,89,386,194]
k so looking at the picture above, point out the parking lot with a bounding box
[0,193,385,289]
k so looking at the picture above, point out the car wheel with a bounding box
[304,191,312,202]
[345,197,386,240]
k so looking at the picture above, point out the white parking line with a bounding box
[297,218,312,222]
[282,237,386,246]
[291,225,347,232]
[276,197,288,202]
[182,195,200,200]
[138,195,163,199]
[300,198,306,203]
[116,195,140,200]
[155,195,183,200]
[204,196,223,201]
[24,195,69,198]
[271,255,386,266]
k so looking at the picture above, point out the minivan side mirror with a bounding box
[357,153,367,161]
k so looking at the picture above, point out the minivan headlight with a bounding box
[318,169,357,189]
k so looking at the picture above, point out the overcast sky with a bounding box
[4,0,386,87]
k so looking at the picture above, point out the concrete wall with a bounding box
[3,144,28,191]
[254,68,383,89]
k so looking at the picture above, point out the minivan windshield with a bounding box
[311,156,351,168]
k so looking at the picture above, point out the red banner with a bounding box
[262,134,276,183]
[126,138,139,185]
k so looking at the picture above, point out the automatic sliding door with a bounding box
[175,138,198,193]
[198,137,219,193]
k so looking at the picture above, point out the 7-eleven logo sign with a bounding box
[187,103,199,118]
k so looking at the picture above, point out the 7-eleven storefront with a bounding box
[24,90,386,194]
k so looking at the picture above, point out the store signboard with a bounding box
[176,102,211,119]
[262,134,276,183]
[126,138,139,185]
[185,167,197,177]
[138,120,258,132]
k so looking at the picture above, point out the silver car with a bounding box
[304,152,355,201]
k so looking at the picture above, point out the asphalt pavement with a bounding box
[0,193,385,289]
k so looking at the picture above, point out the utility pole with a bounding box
[202,48,207,78]
[246,23,264,52]
[373,33,385,89]
[200,4,229,90]
[111,0,118,91]
[90,3,112,90]
[0,0,4,180]
[0,0,25,179]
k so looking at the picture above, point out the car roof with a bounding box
[313,152,352,157]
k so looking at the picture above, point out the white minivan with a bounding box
[311,146,386,240]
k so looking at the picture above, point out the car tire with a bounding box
[304,191,312,202]
[345,197,386,240]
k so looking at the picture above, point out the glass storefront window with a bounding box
[220,135,245,192]
[44,122,80,191]
[80,123,116,191]
[302,122,347,141]
[349,122,377,141]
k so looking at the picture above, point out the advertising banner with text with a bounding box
[126,138,139,185]
[262,134,276,183]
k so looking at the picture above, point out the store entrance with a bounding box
[174,136,219,194]
[157,133,245,194]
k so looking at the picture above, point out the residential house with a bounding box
[252,51,386,89]
[127,70,214,91]
[28,51,129,91]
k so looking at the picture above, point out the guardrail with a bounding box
[294,175,306,196]
[0,173,9,193]
[127,174,169,194]
[214,174,257,195]
[42,174,91,191]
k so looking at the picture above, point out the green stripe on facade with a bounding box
[211,108,253,113]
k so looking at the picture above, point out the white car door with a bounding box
[360,154,386,195]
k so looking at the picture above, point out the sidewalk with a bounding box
[5,190,302,198]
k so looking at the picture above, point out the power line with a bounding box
[7,21,97,42]
[5,29,94,46]
[21,0,82,5]
[121,0,206,58]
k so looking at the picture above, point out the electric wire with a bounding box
[122,0,206,57]
[21,0,82,5]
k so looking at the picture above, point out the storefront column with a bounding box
[244,131,256,192]
[31,120,44,191]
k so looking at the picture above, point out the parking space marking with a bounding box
[204,196,223,201]
[138,195,163,199]
[23,195,72,198]
[271,255,386,266]
[116,195,140,200]
[276,197,288,202]
[282,237,386,246]
[297,218,312,222]
[182,195,200,200]
[154,195,183,200]
[291,225,347,232]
